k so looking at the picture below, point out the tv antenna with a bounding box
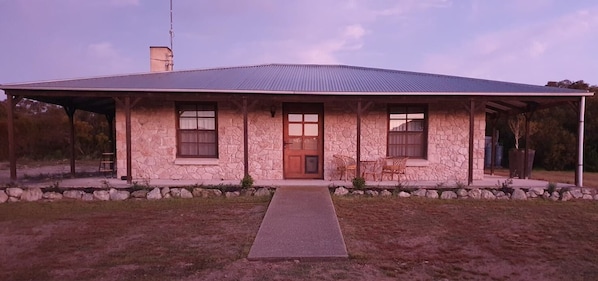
[169,0,174,70]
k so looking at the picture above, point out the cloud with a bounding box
[420,5,598,83]
[86,42,135,74]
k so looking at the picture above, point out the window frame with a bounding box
[175,102,218,158]
[387,104,428,159]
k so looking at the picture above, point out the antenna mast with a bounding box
[169,0,174,70]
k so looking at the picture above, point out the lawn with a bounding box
[1,196,597,280]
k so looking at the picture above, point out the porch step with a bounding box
[247,186,348,261]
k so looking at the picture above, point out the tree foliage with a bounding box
[0,99,111,161]
[489,80,598,171]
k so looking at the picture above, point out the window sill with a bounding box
[174,158,219,166]
[406,159,428,167]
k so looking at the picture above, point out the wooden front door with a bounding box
[283,103,324,179]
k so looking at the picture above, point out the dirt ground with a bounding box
[1,196,597,281]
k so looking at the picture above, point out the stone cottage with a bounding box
[1,64,591,185]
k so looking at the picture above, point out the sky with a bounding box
[1,0,597,100]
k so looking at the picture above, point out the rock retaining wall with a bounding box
[0,186,274,203]
[333,186,598,201]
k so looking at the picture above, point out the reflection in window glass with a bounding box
[288,114,303,122]
[304,114,318,122]
[304,124,319,136]
[289,124,303,136]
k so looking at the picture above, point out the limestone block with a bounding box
[412,189,427,197]
[334,187,349,196]
[131,190,148,199]
[380,190,392,197]
[180,188,193,199]
[43,192,63,200]
[440,191,457,199]
[82,193,94,201]
[147,188,162,200]
[397,191,411,198]
[426,190,439,199]
[468,189,482,199]
[63,190,84,199]
[254,188,271,197]
[480,190,496,200]
[6,187,23,198]
[21,188,43,202]
[511,189,527,200]
[0,190,9,203]
[93,190,110,201]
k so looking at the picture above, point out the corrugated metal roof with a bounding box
[0,64,590,95]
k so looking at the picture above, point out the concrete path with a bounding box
[247,186,348,261]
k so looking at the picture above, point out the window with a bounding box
[388,105,427,158]
[176,103,218,158]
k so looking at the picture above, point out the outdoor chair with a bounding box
[381,157,408,182]
[362,157,386,181]
[333,154,357,180]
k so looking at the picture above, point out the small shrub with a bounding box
[546,182,558,194]
[352,177,366,190]
[241,174,254,189]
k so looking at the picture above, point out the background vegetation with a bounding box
[488,80,597,172]
[0,99,111,161]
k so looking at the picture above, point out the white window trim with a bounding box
[174,158,219,166]
[406,159,428,167]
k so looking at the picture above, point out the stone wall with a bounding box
[115,100,485,181]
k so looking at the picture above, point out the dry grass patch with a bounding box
[334,197,598,280]
[0,197,269,281]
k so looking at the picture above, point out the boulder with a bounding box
[380,190,392,197]
[6,187,24,198]
[440,191,457,200]
[582,194,593,200]
[511,189,527,200]
[397,191,411,198]
[468,188,481,199]
[93,190,110,201]
[412,189,427,197]
[495,191,509,200]
[352,190,364,195]
[161,187,171,197]
[225,191,240,198]
[254,188,271,197]
[63,190,84,199]
[426,190,439,199]
[334,187,349,196]
[570,188,583,199]
[8,196,19,203]
[561,191,573,201]
[241,188,256,196]
[0,190,9,203]
[365,190,379,197]
[43,192,63,200]
[131,190,148,199]
[82,193,94,201]
[480,190,496,200]
[207,189,222,197]
[21,188,43,202]
[527,191,538,199]
[192,188,208,197]
[170,188,182,198]
[109,188,130,201]
[550,192,560,201]
[530,187,545,196]
[180,188,193,199]
[456,188,468,198]
[147,188,162,200]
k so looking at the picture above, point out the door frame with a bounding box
[282,103,324,179]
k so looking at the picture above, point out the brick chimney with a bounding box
[150,46,173,72]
